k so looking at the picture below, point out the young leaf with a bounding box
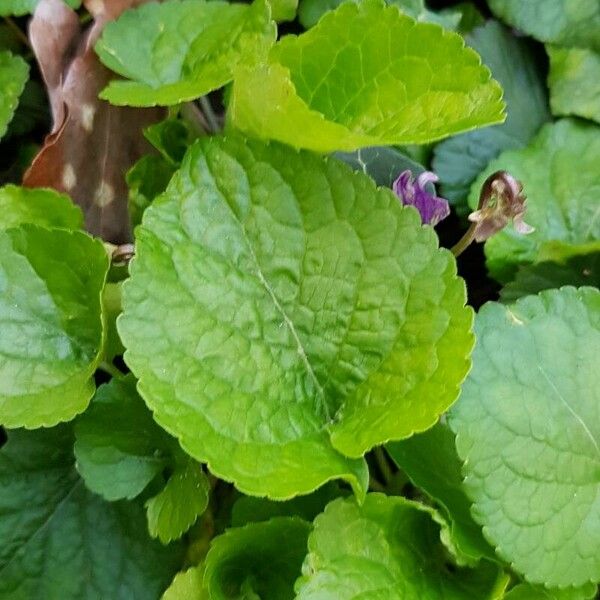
[488,0,600,52]
[448,287,600,588]
[24,0,165,244]
[295,495,509,599]
[163,566,208,600]
[432,21,550,207]
[0,51,29,140]
[0,184,83,230]
[0,225,108,429]
[74,375,210,542]
[468,119,600,282]
[229,0,505,152]
[0,426,183,599]
[386,422,496,563]
[548,47,600,125]
[118,135,473,499]
[500,252,600,303]
[96,0,276,107]
[204,517,310,599]
[269,0,297,22]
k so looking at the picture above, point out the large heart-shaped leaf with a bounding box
[449,287,600,588]
[294,495,508,599]
[229,0,505,152]
[0,51,28,140]
[0,225,108,428]
[548,47,600,125]
[118,135,473,499]
[488,0,600,52]
[96,0,276,106]
[0,426,183,599]
[467,119,600,282]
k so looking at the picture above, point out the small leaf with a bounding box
[0,184,83,230]
[489,0,600,52]
[163,566,208,600]
[500,252,600,303]
[432,21,550,207]
[0,225,108,429]
[96,0,276,106]
[0,426,183,599]
[269,0,297,22]
[230,0,505,152]
[548,46,600,125]
[0,51,29,140]
[146,458,210,544]
[448,287,600,587]
[118,135,473,499]
[467,119,600,282]
[204,518,310,600]
[386,422,496,563]
[295,495,509,599]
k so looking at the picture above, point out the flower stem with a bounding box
[3,17,31,50]
[450,223,477,257]
[374,447,394,486]
[199,96,221,133]
[98,362,125,380]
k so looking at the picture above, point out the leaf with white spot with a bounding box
[449,287,600,588]
[118,135,474,499]
[229,0,505,152]
[0,225,108,429]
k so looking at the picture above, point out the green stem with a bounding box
[450,223,477,257]
[3,17,31,50]
[199,96,221,133]
[181,102,209,136]
[98,361,125,380]
[369,477,386,493]
[374,447,394,486]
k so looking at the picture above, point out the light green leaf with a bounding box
[0,0,79,16]
[500,252,600,303]
[0,225,108,429]
[0,185,83,230]
[144,119,198,166]
[146,458,210,544]
[118,135,473,499]
[229,0,505,152]
[0,51,28,140]
[433,21,550,207]
[548,46,600,125]
[335,146,426,188]
[74,375,210,542]
[0,426,183,599]
[96,0,276,106]
[204,517,310,600]
[504,583,597,600]
[269,0,297,21]
[468,119,600,282]
[448,287,600,588]
[101,281,125,364]
[163,566,208,600]
[295,495,509,599]
[386,422,496,563]
[488,0,600,52]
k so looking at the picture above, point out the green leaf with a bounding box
[229,0,505,152]
[0,0,79,16]
[0,51,29,140]
[0,185,83,230]
[0,426,183,599]
[504,583,597,600]
[0,225,108,429]
[500,252,600,303]
[386,422,496,563]
[448,287,600,588]
[144,119,198,166]
[101,281,125,364]
[269,0,297,22]
[96,0,276,106]
[163,567,208,600]
[548,46,600,125]
[335,146,426,188]
[118,135,473,499]
[231,482,343,526]
[146,458,210,544]
[204,517,310,600]
[74,375,210,542]
[432,21,550,207]
[488,0,600,52]
[467,119,600,282]
[295,495,509,599]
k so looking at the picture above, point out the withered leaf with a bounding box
[23,0,165,243]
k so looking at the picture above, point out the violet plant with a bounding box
[0,1,598,599]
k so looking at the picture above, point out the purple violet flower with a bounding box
[392,170,450,226]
